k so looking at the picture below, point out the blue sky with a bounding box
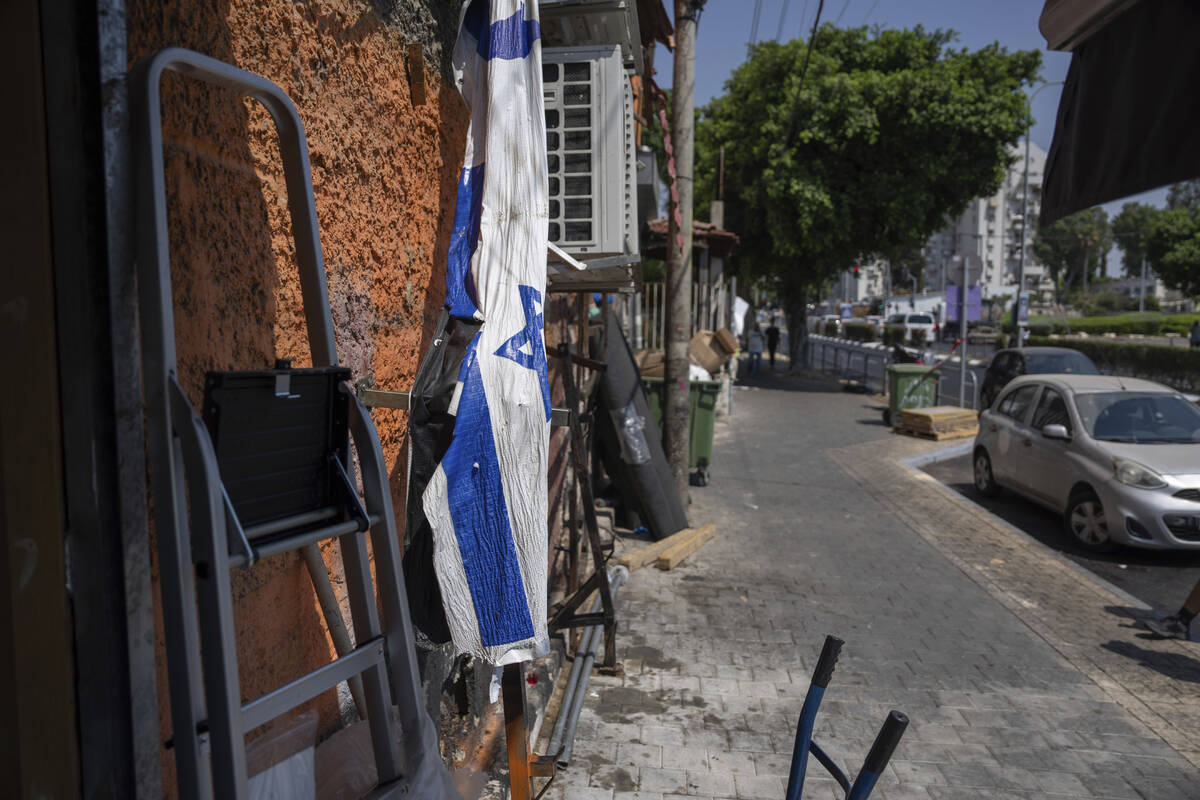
[661,0,1168,273]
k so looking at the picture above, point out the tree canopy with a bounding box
[1031,207,1112,297]
[1112,202,1157,276]
[1107,181,1200,297]
[691,24,1040,359]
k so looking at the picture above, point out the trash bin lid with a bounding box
[887,363,934,375]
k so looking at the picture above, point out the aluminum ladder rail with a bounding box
[131,48,455,800]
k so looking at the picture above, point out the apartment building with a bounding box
[925,141,1052,302]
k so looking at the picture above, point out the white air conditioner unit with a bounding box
[543,45,637,260]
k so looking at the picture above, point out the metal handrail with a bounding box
[936,363,982,410]
[807,336,892,394]
[808,336,989,408]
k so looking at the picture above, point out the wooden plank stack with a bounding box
[616,523,718,571]
[897,405,978,440]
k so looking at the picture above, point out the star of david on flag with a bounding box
[416,0,552,666]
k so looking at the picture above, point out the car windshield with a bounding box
[1024,352,1099,375]
[1074,392,1200,443]
[909,314,933,324]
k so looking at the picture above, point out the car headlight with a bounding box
[1112,457,1167,490]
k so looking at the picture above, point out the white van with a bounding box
[885,312,938,343]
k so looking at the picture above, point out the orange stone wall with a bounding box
[125,0,477,792]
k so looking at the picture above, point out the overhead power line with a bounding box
[833,0,852,27]
[861,0,880,26]
[749,0,763,49]
[784,0,826,146]
[776,0,793,41]
[797,0,810,38]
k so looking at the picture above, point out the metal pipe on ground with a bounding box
[556,565,629,768]
[546,607,600,757]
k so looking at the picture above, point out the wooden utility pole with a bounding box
[665,0,698,497]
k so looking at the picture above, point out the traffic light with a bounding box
[852,266,860,277]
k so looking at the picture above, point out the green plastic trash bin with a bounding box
[641,377,722,482]
[884,363,939,427]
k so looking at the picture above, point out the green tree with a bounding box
[1112,202,1157,277]
[694,25,1040,366]
[1031,207,1112,299]
[1167,178,1200,211]
[1146,205,1200,297]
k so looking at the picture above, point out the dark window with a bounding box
[1025,351,1100,375]
[545,109,559,129]
[548,222,561,241]
[1031,388,1072,434]
[998,384,1039,423]
[564,176,591,196]
[549,200,560,218]
[564,153,590,173]
[564,198,591,219]
[546,132,560,150]
[564,221,592,242]
[547,155,560,174]
[564,131,592,150]
[564,108,590,128]
[542,64,559,83]
[548,177,560,196]
[1075,392,1200,443]
[564,63,589,81]
[563,84,590,106]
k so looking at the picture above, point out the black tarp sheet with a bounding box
[1041,0,1200,225]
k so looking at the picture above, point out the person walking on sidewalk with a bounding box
[1146,578,1200,639]
[766,317,781,371]
[747,323,765,377]
[1190,320,1200,349]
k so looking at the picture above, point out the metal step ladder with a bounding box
[131,47,456,799]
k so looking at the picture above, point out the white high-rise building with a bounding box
[833,258,887,304]
[925,141,1052,303]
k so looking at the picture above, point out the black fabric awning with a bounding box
[1040,0,1200,225]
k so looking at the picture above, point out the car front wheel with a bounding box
[1065,490,1117,552]
[974,450,999,497]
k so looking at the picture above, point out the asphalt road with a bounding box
[922,453,1200,613]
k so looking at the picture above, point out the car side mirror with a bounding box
[1042,423,1070,441]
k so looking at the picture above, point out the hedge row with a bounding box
[1005,313,1200,338]
[1025,336,1200,393]
[843,322,875,342]
[823,322,920,347]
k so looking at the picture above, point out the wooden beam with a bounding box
[616,524,710,571]
[656,523,719,570]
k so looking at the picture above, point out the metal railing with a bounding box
[806,336,892,394]
[934,361,985,410]
[807,335,992,409]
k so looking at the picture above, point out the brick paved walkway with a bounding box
[534,370,1200,799]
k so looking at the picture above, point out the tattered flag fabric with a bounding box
[419,0,550,666]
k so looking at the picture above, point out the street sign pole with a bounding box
[959,283,967,408]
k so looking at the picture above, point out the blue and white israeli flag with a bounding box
[422,0,551,666]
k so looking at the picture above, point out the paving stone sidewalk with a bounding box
[535,368,1200,799]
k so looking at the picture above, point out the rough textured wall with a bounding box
[126,0,467,791]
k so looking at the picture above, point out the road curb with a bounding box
[832,435,1200,770]
[899,443,1153,613]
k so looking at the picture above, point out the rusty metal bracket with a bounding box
[355,378,572,427]
[502,663,561,800]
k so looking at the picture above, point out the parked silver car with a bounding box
[973,374,1200,551]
